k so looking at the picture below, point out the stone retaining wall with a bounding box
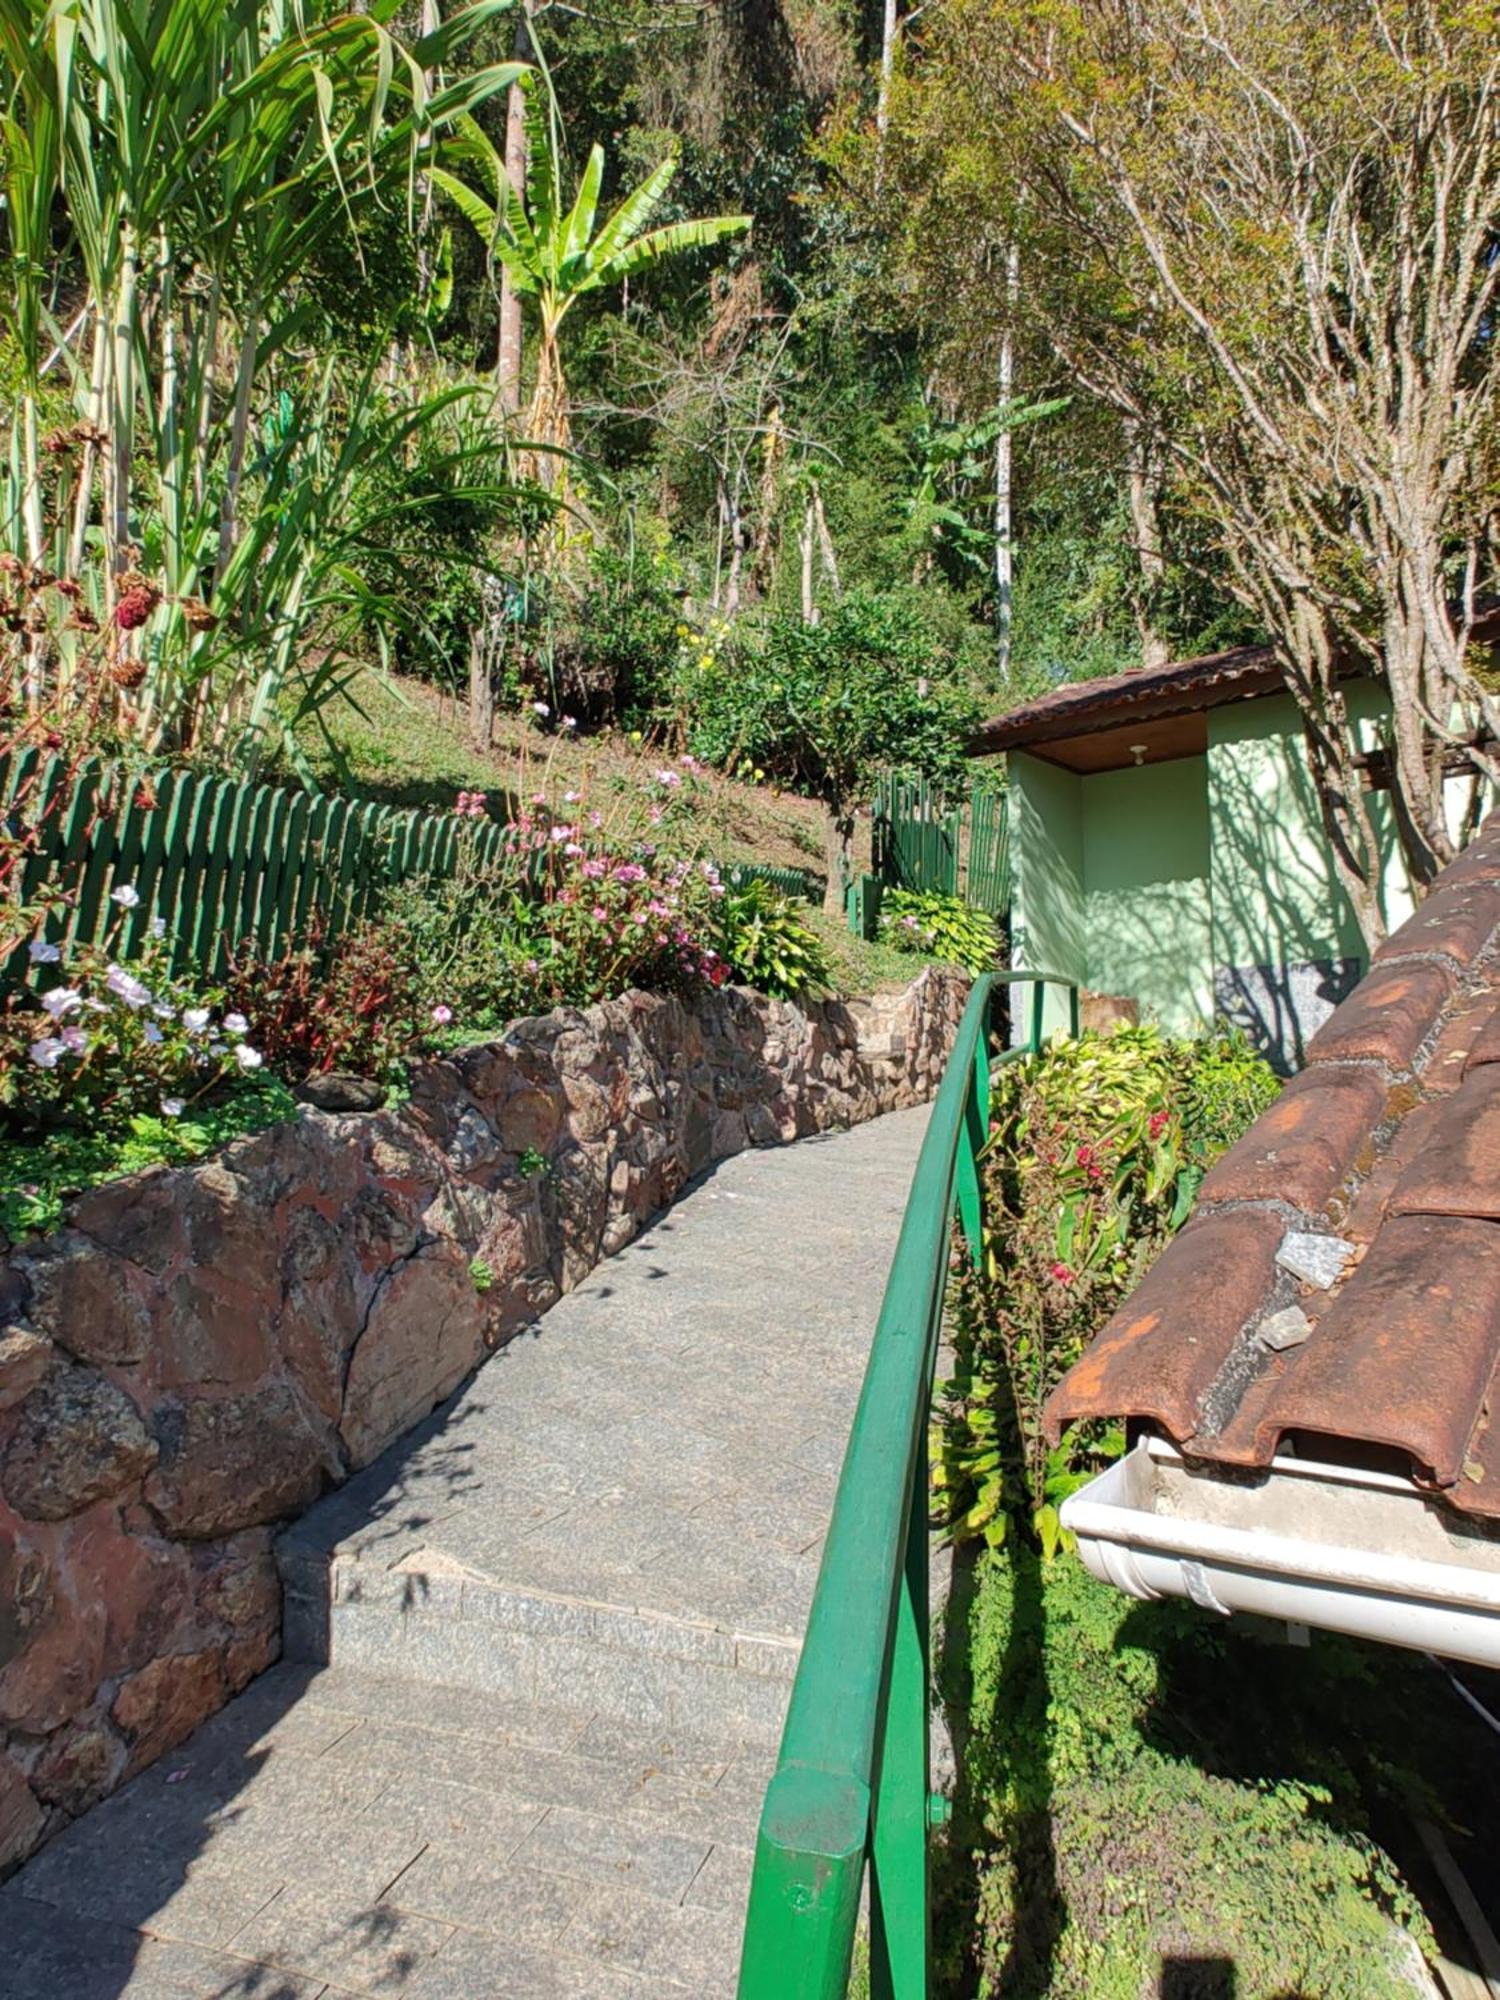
[0,967,968,1870]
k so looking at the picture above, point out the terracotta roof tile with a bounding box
[1304,959,1455,1070]
[1433,822,1500,890]
[1335,1096,1446,1244]
[1373,879,1500,971]
[1463,1000,1500,1072]
[1420,983,1499,1092]
[1045,1207,1284,1445]
[1043,817,1500,1521]
[1220,1213,1500,1490]
[1196,1063,1387,1212]
[1388,1065,1500,1222]
[1456,1364,1500,1519]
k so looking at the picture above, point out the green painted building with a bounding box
[975,645,1492,1070]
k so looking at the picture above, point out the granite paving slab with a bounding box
[1,1105,930,1998]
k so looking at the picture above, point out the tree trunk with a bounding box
[876,0,900,146]
[995,243,1019,681]
[800,498,816,625]
[468,572,507,748]
[813,483,841,599]
[1126,420,1170,672]
[823,802,856,916]
[496,6,531,415]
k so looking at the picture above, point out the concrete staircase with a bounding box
[1,1108,929,1999]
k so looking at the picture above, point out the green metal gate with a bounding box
[872,772,1009,913]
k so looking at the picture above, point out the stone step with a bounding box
[5,1660,767,1996]
[277,1526,801,1750]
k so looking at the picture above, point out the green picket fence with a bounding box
[2,751,513,985]
[723,860,824,904]
[965,778,1010,916]
[872,772,1009,914]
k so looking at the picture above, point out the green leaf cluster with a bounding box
[714,880,833,1001]
[879,887,1001,973]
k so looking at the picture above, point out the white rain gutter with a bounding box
[1061,1436,1500,1670]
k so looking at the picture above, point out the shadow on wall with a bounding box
[1207,711,1394,1071]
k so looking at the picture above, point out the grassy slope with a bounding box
[295,672,841,877]
[295,672,938,1000]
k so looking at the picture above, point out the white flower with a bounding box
[208,1040,226,1057]
[143,1022,164,1044]
[60,1027,88,1054]
[234,1044,263,1071]
[160,1097,185,1118]
[40,987,82,1019]
[104,964,152,1009]
[28,1038,65,1069]
[223,1012,249,1036]
[27,939,61,964]
[152,1002,176,1021]
[532,700,551,717]
[182,1007,211,1035]
[150,916,167,939]
[110,883,141,909]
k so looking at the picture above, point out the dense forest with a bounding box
[2,0,1498,920]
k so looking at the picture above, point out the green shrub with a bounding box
[0,1075,295,1244]
[542,544,684,730]
[224,918,426,1085]
[879,887,1001,972]
[715,880,833,999]
[933,1025,1278,1550]
[0,914,287,1210]
[953,1552,1436,2000]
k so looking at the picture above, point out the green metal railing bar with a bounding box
[736,967,1079,2000]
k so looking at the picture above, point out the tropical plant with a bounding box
[0,0,522,760]
[879,887,1000,972]
[430,65,749,465]
[932,1025,1278,1550]
[714,879,832,999]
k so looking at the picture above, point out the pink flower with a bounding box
[654,769,682,788]
[592,906,608,922]
[1049,1262,1076,1286]
[581,858,607,879]
[431,1004,453,1026]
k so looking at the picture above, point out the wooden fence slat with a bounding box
[271,791,311,958]
[63,760,117,951]
[194,779,244,978]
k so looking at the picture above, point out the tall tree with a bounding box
[432,68,749,472]
[878,0,1500,942]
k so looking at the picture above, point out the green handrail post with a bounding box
[869,1409,931,2000]
[736,967,1077,2000]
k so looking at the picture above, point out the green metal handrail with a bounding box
[736,969,1079,2000]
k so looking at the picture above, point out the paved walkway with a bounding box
[0,1106,929,2000]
